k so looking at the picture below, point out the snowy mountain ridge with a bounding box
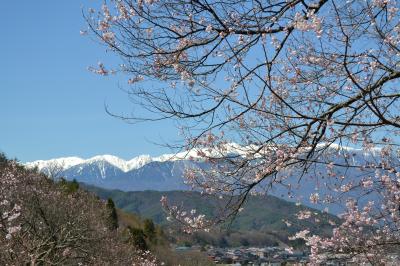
[24,142,255,172]
[26,153,179,173]
[25,142,379,173]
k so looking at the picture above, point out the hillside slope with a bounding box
[0,154,158,265]
[84,185,339,247]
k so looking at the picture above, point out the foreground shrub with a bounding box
[0,155,158,265]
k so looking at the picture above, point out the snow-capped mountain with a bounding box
[25,145,396,214]
[25,153,210,191]
[25,143,254,175]
[27,154,174,174]
[24,143,252,190]
[25,145,388,192]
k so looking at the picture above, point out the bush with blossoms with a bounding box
[0,154,158,265]
[0,161,22,242]
[86,0,400,263]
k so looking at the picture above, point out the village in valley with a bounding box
[176,245,400,265]
[205,246,309,265]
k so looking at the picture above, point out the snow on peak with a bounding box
[25,142,368,173]
[126,155,153,171]
[25,157,85,172]
[26,153,176,173]
[86,154,130,171]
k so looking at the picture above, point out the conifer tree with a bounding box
[143,218,156,241]
[106,198,118,230]
[128,227,148,250]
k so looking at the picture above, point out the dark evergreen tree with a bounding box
[69,179,79,192]
[60,178,79,194]
[0,152,7,164]
[106,198,119,230]
[143,218,156,241]
[128,227,148,250]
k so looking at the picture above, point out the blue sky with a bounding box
[0,1,177,162]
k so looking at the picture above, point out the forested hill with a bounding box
[84,185,339,247]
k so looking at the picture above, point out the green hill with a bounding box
[83,185,339,248]
[116,208,214,266]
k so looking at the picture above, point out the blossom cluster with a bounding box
[160,195,210,233]
[0,162,22,242]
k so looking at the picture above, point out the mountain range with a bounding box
[26,154,204,191]
[25,145,392,214]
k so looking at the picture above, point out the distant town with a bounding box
[206,246,308,265]
[174,245,309,265]
[175,245,400,266]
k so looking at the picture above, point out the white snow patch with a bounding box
[24,143,370,173]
